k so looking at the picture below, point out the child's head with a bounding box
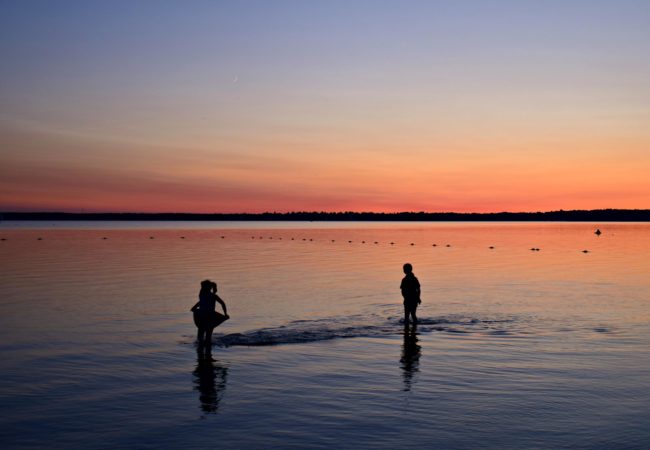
[201,279,212,290]
[403,263,413,274]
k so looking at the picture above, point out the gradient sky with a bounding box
[1,0,649,213]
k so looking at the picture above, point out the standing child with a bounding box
[400,263,421,325]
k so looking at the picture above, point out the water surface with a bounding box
[1,222,649,449]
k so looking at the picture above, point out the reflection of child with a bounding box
[400,263,421,325]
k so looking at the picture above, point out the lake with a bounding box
[1,221,649,449]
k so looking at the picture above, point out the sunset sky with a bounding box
[1,0,649,213]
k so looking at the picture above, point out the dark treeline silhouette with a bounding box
[2,209,650,221]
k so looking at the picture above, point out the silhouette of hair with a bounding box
[403,263,413,273]
[201,279,212,289]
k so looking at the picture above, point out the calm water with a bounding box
[1,222,649,449]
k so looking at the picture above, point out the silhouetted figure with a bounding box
[400,263,421,325]
[595,228,602,236]
[400,324,421,391]
[193,349,228,415]
[191,280,229,359]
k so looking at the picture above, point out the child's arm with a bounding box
[190,301,200,312]
[215,295,229,317]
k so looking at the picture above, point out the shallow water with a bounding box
[1,222,649,449]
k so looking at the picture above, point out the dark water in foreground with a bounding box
[1,222,649,449]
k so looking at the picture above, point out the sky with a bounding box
[1,0,649,213]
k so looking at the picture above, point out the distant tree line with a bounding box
[2,209,650,221]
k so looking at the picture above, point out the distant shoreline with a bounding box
[2,209,649,221]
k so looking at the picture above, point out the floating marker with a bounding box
[489,246,494,249]
[582,250,589,253]
[410,243,415,246]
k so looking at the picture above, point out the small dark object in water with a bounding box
[446,244,451,247]
[374,241,378,244]
[37,237,43,240]
[291,238,295,240]
[348,240,353,243]
[309,239,313,241]
[102,237,108,240]
[361,241,366,243]
[269,236,273,239]
[1,238,6,241]
[432,244,437,247]
[302,238,306,241]
[489,246,494,249]
[582,249,589,253]
[221,236,225,239]
[332,239,335,242]
[181,236,185,239]
[149,236,154,239]
[390,242,395,245]
[595,229,602,236]
[530,247,540,251]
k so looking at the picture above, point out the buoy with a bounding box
[221,236,225,239]
[102,237,108,240]
[489,246,494,249]
[149,236,154,239]
[446,244,451,247]
[390,242,395,245]
[181,236,185,239]
[582,250,589,253]
[374,241,378,244]
[361,241,365,243]
[410,243,415,246]
[595,229,601,236]
[432,244,437,247]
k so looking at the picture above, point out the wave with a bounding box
[213,315,515,347]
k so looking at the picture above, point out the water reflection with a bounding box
[193,350,228,414]
[400,324,421,391]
